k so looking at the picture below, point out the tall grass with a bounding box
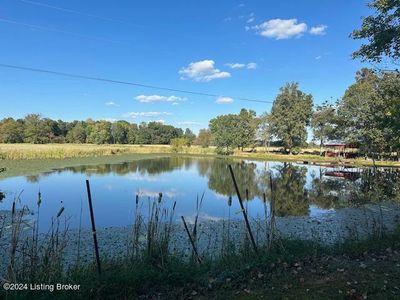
[0,180,398,299]
[0,144,216,161]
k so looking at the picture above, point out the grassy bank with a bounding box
[0,144,399,180]
[1,227,399,299]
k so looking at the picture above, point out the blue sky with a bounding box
[0,0,372,132]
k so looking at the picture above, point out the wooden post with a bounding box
[86,179,102,275]
[228,165,258,255]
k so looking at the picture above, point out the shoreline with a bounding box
[1,144,399,180]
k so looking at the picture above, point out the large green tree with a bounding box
[0,118,24,143]
[236,109,258,150]
[23,114,53,144]
[269,83,313,153]
[336,69,389,158]
[209,114,240,154]
[66,121,87,143]
[351,0,400,63]
[311,102,337,154]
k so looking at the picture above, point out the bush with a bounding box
[170,138,187,153]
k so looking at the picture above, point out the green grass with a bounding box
[1,229,399,299]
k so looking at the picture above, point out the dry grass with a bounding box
[0,144,399,167]
[0,144,214,160]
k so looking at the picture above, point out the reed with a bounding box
[0,177,399,299]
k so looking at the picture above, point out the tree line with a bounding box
[0,115,196,146]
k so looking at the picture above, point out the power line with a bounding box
[19,0,146,28]
[0,63,273,104]
[0,17,123,44]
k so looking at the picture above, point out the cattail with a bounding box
[37,191,42,207]
[56,207,65,218]
[158,192,163,203]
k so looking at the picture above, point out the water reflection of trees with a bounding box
[309,168,400,208]
[270,163,309,217]
[207,159,260,199]
[60,157,196,176]
[23,157,400,215]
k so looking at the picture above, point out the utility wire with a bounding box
[0,17,123,44]
[19,0,147,28]
[0,63,273,104]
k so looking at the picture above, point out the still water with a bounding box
[0,156,399,231]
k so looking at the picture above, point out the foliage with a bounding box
[209,109,258,154]
[351,0,400,63]
[258,112,272,150]
[0,118,24,143]
[269,83,313,152]
[183,128,196,146]
[195,129,212,148]
[311,102,337,152]
[335,68,400,158]
[209,114,239,154]
[0,116,185,145]
[170,138,188,152]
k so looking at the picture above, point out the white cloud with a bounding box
[154,119,165,124]
[246,62,257,69]
[135,94,186,103]
[252,18,307,39]
[315,55,322,60]
[247,17,255,23]
[178,121,201,126]
[226,63,246,69]
[245,25,251,31]
[310,25,327,35]
[123,112,171,118]
[216,96,234,104]
[179,60,231,82]
[226,62,257,70]
[105,101,119,107]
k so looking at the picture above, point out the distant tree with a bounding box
[258,112,272,151]
[0,118,24,143]
[195,129,212,148]
[209,114,240,154]
[351,0,400,64]
[127,124,138,144]
[170,137,187,153]
[236,109,258,150]
[111,121,130,144]
[311,102,337,154]
[66,121,86,143]
[183,128,196,146]
[23,114,53,144]
[86,121,112,144]
[269,83,313,153]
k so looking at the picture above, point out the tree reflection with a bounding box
[207,159,260,199]
[22,156,400,218]
[269,163,309,217]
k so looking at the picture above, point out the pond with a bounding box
[0,156,399,232]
